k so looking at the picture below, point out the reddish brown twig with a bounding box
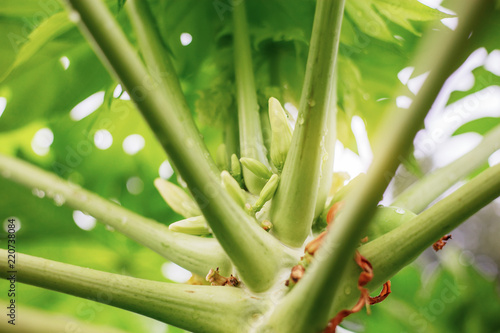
[433,234,452,251]
[323,252,391,333]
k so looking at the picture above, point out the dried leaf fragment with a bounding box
[205,267,240,287]
[433,234,452,251]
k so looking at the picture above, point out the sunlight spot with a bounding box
[94,129,113,150]
[161,262,192,283]
[72,210,96,231]
[284,102,298,128]
[396,96,412,109]
[31,127,54,156]
[59,56,70,70]
[397,66,414,85]
[122,134,145,155]
[489,149,500,167]
[407,72,429,95]
[159,160,174,179]
[113,84,123,98]
[180,32,193,46]
[0,97,7,117]
[485,50,500,76]
[333,140,365,179]
[70,91,105,121]
[351,116,373,166]
[441,17,458,30]
[3,217,21,233]
[417,0,440,8]
[126,177,144,195]
[432,132,482,168]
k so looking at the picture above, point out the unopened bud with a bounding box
[169,216,211,235]
[154,178,201,217]
[240,157,272,180]
[230,154,242,184]
[253,174,279,212]
[268,97,292,171]
[221,171,246,208]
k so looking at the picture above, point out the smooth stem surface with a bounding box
[65,0,289,291]
[125,0,189,120]
[0,154,230,276]
[270,0,342,247]
[327,163,500,317]
[262,1,489,331]
[0,301,129,333]
[0,251,264,333]
[392,123,500,213]
[233,0,270,194]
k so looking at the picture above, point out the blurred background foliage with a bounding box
[0,0,499,332]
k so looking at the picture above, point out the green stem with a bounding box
[392,123,500,213]
[261,1,489,331]
[0,301,129,333]
[329,162,500,317]
[64,0,291,291]
[0,251,265,333]
[233,0,271,194]
[0,154,230,276]
[269,0,342,247]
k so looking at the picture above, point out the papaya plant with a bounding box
[1,0,500,332]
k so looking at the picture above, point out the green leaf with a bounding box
[1,12,75,82]
[448,67,500,105]
[453,117,500,136]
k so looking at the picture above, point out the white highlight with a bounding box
[31,128,54,156]
[397,66,415,85]
[94,129,113,150]
[407,72,429,95]
[70,91,105,121]
[59,56,70,70]
[485,50,500,76]
[126,177,144,195]
[122,134,145,155]
[159,160,174,179]
[73,210,96,231]
[3,217,21,233]
[396,96,413,109]
[161,262,192,283]
[0,97,7,117]
[180,32,193,46]
[489,150,500,167]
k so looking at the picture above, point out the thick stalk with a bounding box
[0,251,264,333]
[261,1,489,331]
[64,0,290,291]
[233,1,271,194]
[0,154,230,276]
[0,301,129,333]
[329,162,500,317]
[392,123,500,213]
[270,0,342,247]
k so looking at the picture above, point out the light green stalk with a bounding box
[269,0,342,247]
[0,153,230,276]
[262,1,489,331]
[64,0,291,291]
[0,251,265,333]
[0,301,129,333]
[232,0,271,194]
[329,162,500,317]
[392,123,500,213]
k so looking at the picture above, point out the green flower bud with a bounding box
[221,171,246,208]
[230,154,242,184]
[240,157,272,180]
[253,174,279,212]
[268,97,292,171]
[154,178,201,217]
[215,143,229,171]
[169,215,211,235]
